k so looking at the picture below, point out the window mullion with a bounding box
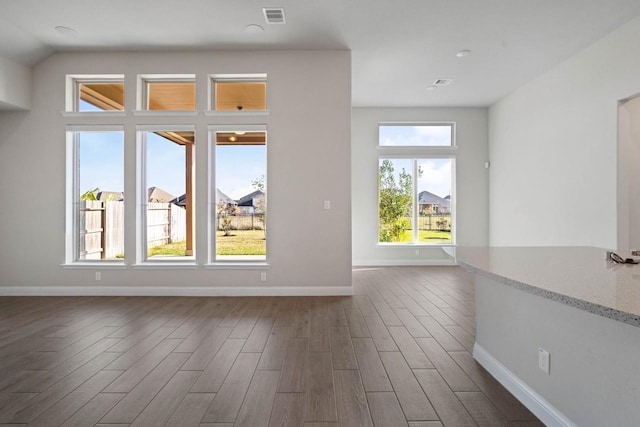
[413,159,419,244]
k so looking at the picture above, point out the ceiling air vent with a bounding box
[263,8,286,24]
[433,79,452,86]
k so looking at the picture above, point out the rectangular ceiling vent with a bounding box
[263,8,286,24]
[433,79,452,86]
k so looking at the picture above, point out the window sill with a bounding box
[376,243,456,249]
[61,111,126,118]
[205,262,270,270]
[132,110,198,117]
[61,262,127,269]
[132,262,198,270]
[204,110,270,117]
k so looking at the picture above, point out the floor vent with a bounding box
[263,8,286,24]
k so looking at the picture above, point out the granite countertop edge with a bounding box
[457,260,640,329]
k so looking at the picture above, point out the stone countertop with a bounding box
[445,246,640,328]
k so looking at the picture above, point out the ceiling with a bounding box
[1,0,640,107]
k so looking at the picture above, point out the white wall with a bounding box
[0,50,352,293]
[618,95,640,251]
[0,56,31,110]
[489,16,640,248]
[352,107,489,265]
[475,275,640,426]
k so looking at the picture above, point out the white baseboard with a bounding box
[352,259,456,267]
[473,343,577,427]
[0,285,353,297]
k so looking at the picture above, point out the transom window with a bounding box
[67,75,125,112]
[210,74,267,111]
[379,123,453,147]
[139,75,196,111]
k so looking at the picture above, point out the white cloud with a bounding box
[418,159,451,199]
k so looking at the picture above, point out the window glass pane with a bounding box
[417,158,452,244]
[144,131,195,259]
[78,82,124,111]
[215,131,266,260]
[147,81,196,110]
[214,81,266,111]
[378,158,413,243]
[379,125,452,147]
[77,131,124,260]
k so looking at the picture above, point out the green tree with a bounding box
[80,187,99,201]
[251,175,266,238]
[378,160,413,242]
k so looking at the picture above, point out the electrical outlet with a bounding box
[260,272,267,282]
[323,200,331,210]
[538,347,550,374]
[95,272,101,281]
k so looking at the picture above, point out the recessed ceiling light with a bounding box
[245,24,264,34]
[54,25,77,37]
[456,49,471,58]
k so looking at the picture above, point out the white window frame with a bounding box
[64,74,126,115]
[136,74,197,112]
[377,122,457,247]
[208,73,268,114]
[208,124,268,266]
[64,125,126,265]
[136,125,197,266]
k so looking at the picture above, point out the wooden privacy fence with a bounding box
[79,201,185,260]
[417,214,452,231]
[216,213,265,231]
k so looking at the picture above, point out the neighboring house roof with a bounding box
[418,190,450,208]
[237,190,264,207]
[217,189,236,205]
[172,189,236,207]
[95,191,124,201]
[147,187,175,203]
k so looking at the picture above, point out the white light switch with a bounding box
[323,200,331,210]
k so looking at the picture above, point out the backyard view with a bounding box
[73,85,267,262]
[378,125,453,245]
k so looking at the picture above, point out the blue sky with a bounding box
[78,131,265,201]
[379,158,452,200]
[378,125,452,198]
[379,125,452,147]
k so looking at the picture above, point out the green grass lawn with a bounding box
[147,230,267,257]
[147,241,190,257]
[394,229,451,243]
[216,230,266,255]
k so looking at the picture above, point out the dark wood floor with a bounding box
[0,266,543,426]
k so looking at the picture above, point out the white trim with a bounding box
[0,285,352,297]
[132,263,198,270]
[61,263,127,269]
[204,110,270,117]
[205,262,270,270]
[352,259,456,267]
[61,111,127,118]
[132,110,198,117]
[473,343,577,427]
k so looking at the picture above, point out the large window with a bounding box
[65,74,269,267]
[66,128,124,261]
[211,126,267,261]
[138,128,195,261]
[378,124,455,245]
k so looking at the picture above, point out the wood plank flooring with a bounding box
[0,266,544,426]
